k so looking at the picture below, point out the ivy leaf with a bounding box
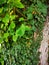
[16,2,24,8]
[16,45,21,50]
[13,34,18,42]
[19,17,24,21]
[3,32,9,42]
[8,22,15,30]
[27,13,33,20]
[2,14,10,24]
[3,32,9,39]
[32,26,36,32]
[10,15,16,21]
[16,24,25,37]
[13,24,30,42]
[25,26,30,31]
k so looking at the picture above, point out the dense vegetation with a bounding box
[0,0,47,65]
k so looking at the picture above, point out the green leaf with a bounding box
[0,0,6,5]
[25,26,30,31]
[32,26,36,32]
[19,17,24,21]
[0,58,4,65]
[27,13,33,20]
[0,7,3,13]
[16,24,25,37]
[16,45,21,50]
[1,24,4,29]
[16,2,24,8]
[3,32,9,39]
[0,38,3,44]
[2,14,10,24]
[13,24,30,42]
[8,22,15,30]
[10,15,16,21]
[13,34,18,42]
[16,0,21,2]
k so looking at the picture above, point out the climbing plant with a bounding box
[0,0,47,65]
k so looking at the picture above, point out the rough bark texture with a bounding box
[39,16,49,65]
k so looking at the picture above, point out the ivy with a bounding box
[0,0,47,65]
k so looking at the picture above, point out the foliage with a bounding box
[0,0,47,65]
[24,1,47,31]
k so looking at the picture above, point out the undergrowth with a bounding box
[0,0,47,65]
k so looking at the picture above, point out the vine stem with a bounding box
[15,8,27,18]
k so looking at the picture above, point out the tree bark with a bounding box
[39,16,49,65]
